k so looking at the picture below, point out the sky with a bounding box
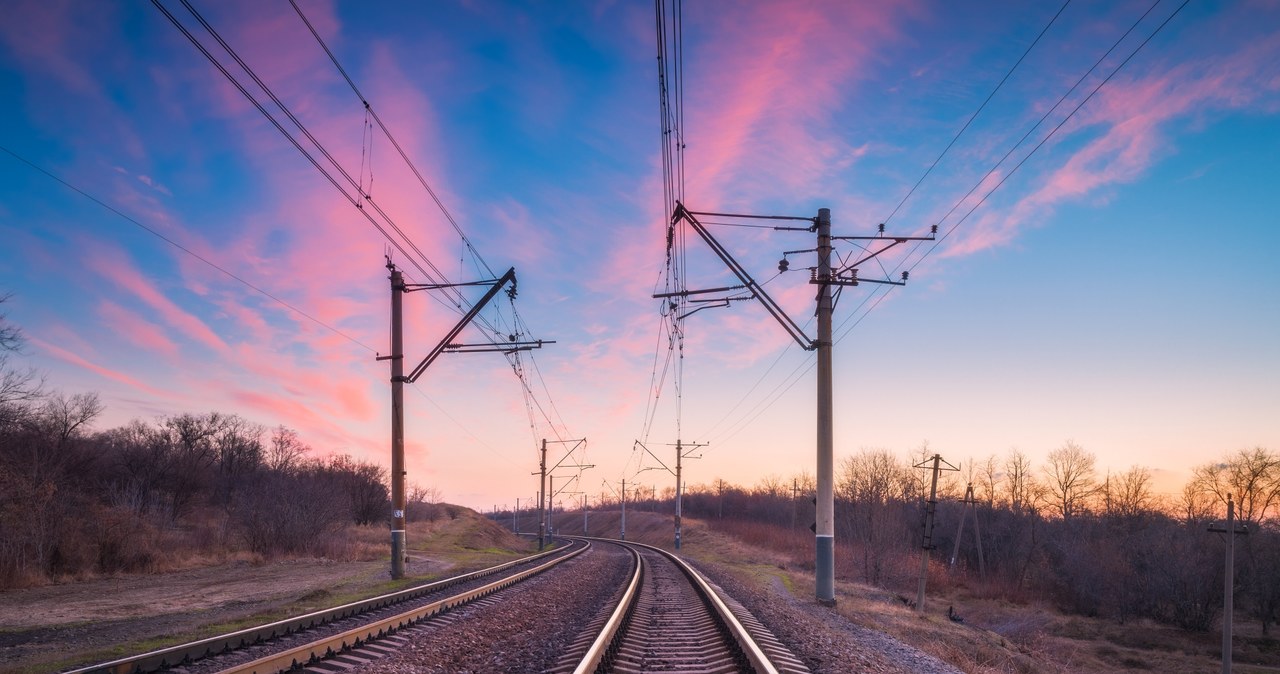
[1,0,1277,511]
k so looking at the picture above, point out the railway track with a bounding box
[66,539,587,674]
[561,538,809,674]
[69,537,808,674]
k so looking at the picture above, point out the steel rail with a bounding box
[219,540,591,674]
[570,537,780,674]
[67,540,580,674]
[570,544,641,674]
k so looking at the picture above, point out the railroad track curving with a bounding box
[69,536,808,674]
[66,538,587,674]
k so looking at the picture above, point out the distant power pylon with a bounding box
[914,453,958,613]
[636,439,707,549]
[535,437,589,551]
[949,483,986,579]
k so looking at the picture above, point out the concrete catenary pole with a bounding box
[538,439,547,551]
[621,478,627,541]
[917,454,943,613]
[388,264,407,580]
[815,207,836,605]
[1224,493,1236,674]
[675,440,683,550]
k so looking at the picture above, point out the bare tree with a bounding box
[977,454,1001,508]
[265,425,310,473]
[0,294,43,412]
[755,474,786,500]
[1189,447,1280,525]
[1003,449,1038,515]
[1041,441,1098,520]
[409,483,443,504]
[1177,480,1216,524]
[1103,465,1155,518]
[791,469,816,494]
[839,449,912,584]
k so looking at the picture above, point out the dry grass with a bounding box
[650,513,1280,674]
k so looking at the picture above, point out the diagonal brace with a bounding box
[405,267,516,382]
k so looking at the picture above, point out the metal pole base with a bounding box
[391,530,406,579]
[816,534,836,605]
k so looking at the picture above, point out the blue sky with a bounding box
[1,0,1277,510]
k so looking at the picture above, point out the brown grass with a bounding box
[657,513,1280,674]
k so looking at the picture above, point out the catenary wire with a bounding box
[287,0,497,280]
[881,0,1073,228]
[152,0,465,320]
[886,0,1191,293]
[0,144,376,354]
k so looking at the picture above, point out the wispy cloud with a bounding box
[32,336,171,398]
[945,18,1280,258]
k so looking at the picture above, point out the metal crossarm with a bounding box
[406,267,517,382]
[671,202,815,350]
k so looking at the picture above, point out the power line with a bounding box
[286,0,496,280]
[154,0,480,327]
[897,0,1191,279]
[881,0,1073,227]
[284,1,572,441]
[157,1,576,465]
[0,144,376,354]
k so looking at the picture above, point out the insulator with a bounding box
[902,271,910,281]
[878,223,885,233]
[778,258,790,272]
[931,224,938,234]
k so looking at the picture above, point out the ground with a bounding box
[3,508,1278,674]
[0,510,531,673]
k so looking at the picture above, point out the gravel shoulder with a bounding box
[673,524,966,674]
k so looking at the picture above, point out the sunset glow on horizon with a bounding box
[2,0,1277,511]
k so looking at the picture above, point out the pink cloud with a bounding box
[84,245,230,354]
[96,300,180,358]
[0,1,105,97]
[489,199,554,268]
[944,24,1280,258]
[32,337,170,398]
[682,2,914,205]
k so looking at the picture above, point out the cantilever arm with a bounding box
[673,202,814,350]
[405,267,516,382]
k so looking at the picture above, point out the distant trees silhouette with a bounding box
[0,296,397,586]
[676,441,1279,636]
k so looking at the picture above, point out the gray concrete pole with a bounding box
[675,440,683,549]
[816,207,836,605]
[621,478,627,540]
[538,440,547,551]
[389,265,407,580]
[1224,494,1235,674]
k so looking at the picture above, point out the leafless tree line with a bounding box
[0,298,402,586]
[679,442,1280,635]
